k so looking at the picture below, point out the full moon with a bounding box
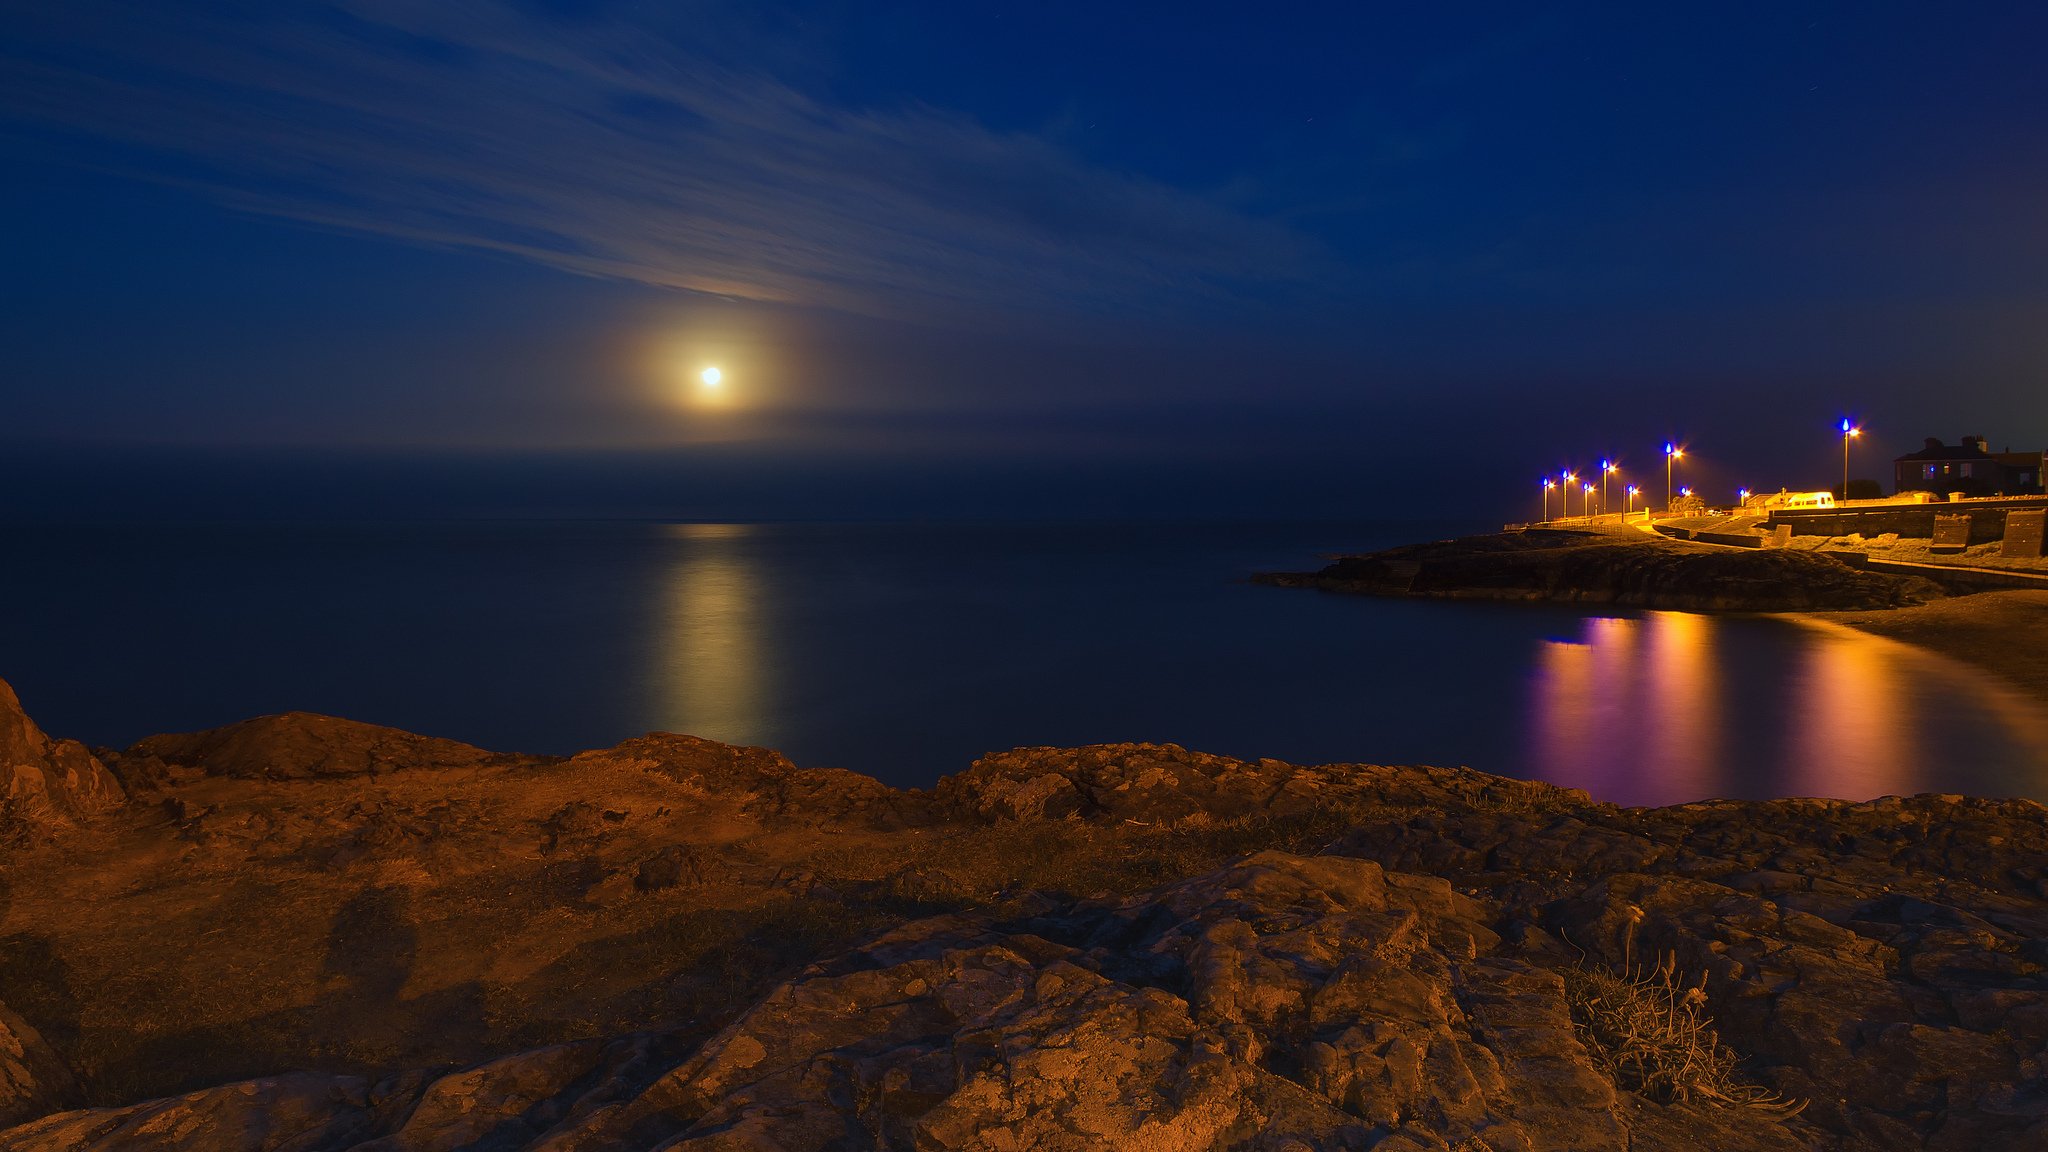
[700,366,723,388]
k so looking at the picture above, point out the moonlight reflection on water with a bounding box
[3,520,2046,808]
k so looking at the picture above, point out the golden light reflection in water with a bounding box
[1789,626,1917,800]
[1785,618,2048,800]
[1531,611,2048,804]
[1643,611,1721,803]
[654,523,766,744]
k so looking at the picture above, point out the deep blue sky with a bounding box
[3,2,2044,520]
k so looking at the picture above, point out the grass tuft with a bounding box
[1561,954,1804,1115]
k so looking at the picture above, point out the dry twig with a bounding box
[1562,954,1805,1115]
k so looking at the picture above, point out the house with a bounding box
[1893,436,2046,497]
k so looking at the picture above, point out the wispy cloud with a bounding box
[0,1,1316,319]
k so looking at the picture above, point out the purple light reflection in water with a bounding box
[1526,611,2048,807]
[1530,614,1725,805]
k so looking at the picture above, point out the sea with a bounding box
[3,518,2045,808]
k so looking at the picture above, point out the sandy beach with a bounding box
[1807,588,2048,703]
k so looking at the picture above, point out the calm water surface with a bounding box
[2,519,2044,807]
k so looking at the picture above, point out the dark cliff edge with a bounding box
[1257,528,1942,612]
[3,678,2046,1151]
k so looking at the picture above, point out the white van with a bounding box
[1763,491,1835,509]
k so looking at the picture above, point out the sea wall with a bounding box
[1766,496,2048,542]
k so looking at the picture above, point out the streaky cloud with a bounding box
[0,1,1318,320]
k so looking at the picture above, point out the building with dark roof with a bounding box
[1894,436,2045,497]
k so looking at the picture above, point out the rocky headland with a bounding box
[1256,528,1941,612]
[3,677,2047,1151]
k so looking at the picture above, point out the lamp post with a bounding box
[1599,459,1616,521]
[1583,482,1595,520]
[1839,419,1862,499]
[1738,487,1751,510]
[1626,484,1640,519]
[1542,478,1555,522]
[1562,471,1577,519]
[1663,443,1684,512]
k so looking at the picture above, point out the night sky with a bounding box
[3,2,2044,521]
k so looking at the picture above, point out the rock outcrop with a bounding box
[0,1003,75,1131]
[937,742,1568,824]
[565,732,923,827]
[1259,529,1941,611]
[2,684,2044,1151]
[124,712,509,780]
[0,852,1822,1152]
[0,680,122,839]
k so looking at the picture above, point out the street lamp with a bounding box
[1840,418,1862,499]
[1542,478,1556,522]
[1663,443,1684,512]
[1626,484,1640,518]
[1599,459,1617,520]
[1738,487,1751,509]
[1562,470,1578,519]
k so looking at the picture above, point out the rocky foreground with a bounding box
[4,678,2048,1150]
[1257,528,1941,611]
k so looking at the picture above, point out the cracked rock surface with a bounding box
[2,680,2043,1150]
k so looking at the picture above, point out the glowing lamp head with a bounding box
[1681,487,1693,497]
[1663,442,1674,456]
[700,366,723,389]
[1627,485,1639,496]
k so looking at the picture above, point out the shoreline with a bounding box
[1256,525,1941,612]
[1799,588,2048,704]
[1263,525,2048,706]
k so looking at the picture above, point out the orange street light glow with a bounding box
[700,366,723,389]
[1840,419,1863,495]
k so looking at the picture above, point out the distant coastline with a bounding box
[1254,525,1938,612]
[1259,523,2048,704]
